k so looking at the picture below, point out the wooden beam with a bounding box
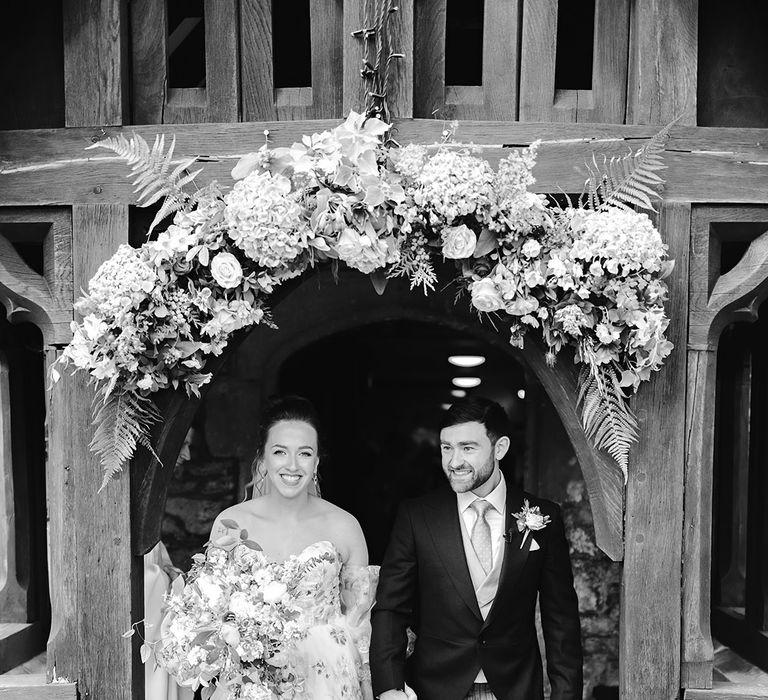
[620,202,690,698]
[2,121,768,206]
[627,0,698,125]
[62,0,128,127]
[0,674,76,699]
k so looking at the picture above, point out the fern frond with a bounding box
[580,121,674,213]
[87,132,201,233]
[577,363,639,482]
[90,386,162,491]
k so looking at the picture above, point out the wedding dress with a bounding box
[279,540,379,699]
[144,542,194,700]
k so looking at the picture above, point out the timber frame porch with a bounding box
[1,1,768,698]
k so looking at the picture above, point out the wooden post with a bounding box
[63,0,129,127]
[627,0,698,125]
[46,204,143,699]
[620,202,690,699]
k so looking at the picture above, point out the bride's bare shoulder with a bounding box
[210,499,267,537]
[313,499,367,562]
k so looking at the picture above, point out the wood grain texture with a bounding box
[63,0,128,127]
[129,0,167,124]
[385,0,414,119]
[342,0,366,116]
[682,348,717,689]
[0,209,73,345]
[475,0,519,121]
[521,0,629,123]
[44,348,78,684]
[627,0,698,125]
[519,0,558,122]
[307,0,343,119]
[620,202,690,699]
[0,674,76,699]
[241,0,276,121]
[68,205,141,700]
[4,121,768,206]
[583,0,630,123]
[413,0,446,118]
[204,0,239,122]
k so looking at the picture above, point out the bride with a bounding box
[209,395,377,699]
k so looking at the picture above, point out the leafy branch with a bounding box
[577,363,639,482]
[87,132,203,233]
[581,121,674,213]
[90,386,163,491]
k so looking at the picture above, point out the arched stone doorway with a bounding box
[133,265,625,563]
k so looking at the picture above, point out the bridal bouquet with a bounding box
[150,524,306,699]
[56,111,674,484]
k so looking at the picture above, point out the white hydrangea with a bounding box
[224,171,311,268]
[390,144,428,181]
[337,232,400,274]
[567,208,667,275]
[75,244,156,320]
[413,149,495,224]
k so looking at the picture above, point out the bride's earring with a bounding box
[313,470,321,497]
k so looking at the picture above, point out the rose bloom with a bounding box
[441,224,477,259]
[334,228,364,260]
[471,278,504,313]
[522,511,547,530]
[210,252,243,289]
[521,238,541,258]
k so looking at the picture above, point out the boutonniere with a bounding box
[505,499,551,549]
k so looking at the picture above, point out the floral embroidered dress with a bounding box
[281,541,378,700]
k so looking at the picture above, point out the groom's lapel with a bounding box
[423,492,482,621]
[483,482,529,629]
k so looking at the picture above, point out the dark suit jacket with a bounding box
[370,483,583,700]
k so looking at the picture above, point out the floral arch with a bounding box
[53,113,672,567]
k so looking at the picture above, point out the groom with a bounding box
[370,397,583,699]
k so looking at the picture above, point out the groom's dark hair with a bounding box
[440,397,510,444]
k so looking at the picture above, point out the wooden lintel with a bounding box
[0,674,76,699]
[2,121,768,206]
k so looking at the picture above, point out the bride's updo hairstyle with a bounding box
[245,395,322,499]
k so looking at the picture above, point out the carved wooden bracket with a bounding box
[683,205,768,689]
[0,208,73,346]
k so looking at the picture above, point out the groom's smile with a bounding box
[440,420,508,496]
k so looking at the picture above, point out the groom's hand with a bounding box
[378,690,410,700]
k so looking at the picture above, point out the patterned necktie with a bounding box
[470,499,493,574]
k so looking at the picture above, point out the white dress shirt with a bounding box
[456,470,507,684]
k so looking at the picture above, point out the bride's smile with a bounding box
[263,419,319,498]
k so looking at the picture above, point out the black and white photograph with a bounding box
[1,1,768,699]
